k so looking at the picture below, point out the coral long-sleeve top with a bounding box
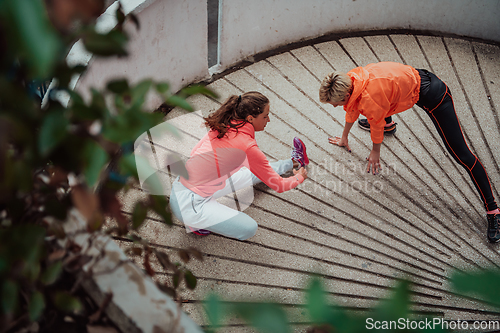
[344,62,421,144]
[180,122,303,197]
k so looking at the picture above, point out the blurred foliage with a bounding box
[0,0,214,331]
[450,268,500,309]
[205,272,500,333]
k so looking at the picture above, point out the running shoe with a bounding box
[487,213,500,243]
[291,137,309,168]
[188,226,211,236]
[358,118,397,134]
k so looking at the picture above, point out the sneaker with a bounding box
[358,118,397,134]
[292,137,309,168]
[487,214,500,243]
[188,226,211,236]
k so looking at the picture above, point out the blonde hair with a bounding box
[319,71,352,104]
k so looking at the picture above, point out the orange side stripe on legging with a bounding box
[430,91,490,209]
[428,85,449,114]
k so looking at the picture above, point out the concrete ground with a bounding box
[118,33,500,332]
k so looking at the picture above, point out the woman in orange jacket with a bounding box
[319,61,500,243]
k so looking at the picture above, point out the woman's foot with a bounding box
[291,137,309,167]
[358,118,397,134]
[188,226,211,236]
[487,213,500,243]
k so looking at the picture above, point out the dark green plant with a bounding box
[205,269,500,332]
[204,276,455,333]
[0,0,215,330]
[450,268,500,309]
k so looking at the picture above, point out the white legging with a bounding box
[169,159,293,240]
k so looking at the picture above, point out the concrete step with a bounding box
[117,33,500,330]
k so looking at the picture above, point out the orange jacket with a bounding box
[344,62,421,144]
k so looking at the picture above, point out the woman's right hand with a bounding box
[328,136,351,152]
[293,167,308,180]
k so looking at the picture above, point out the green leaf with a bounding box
[102,110,163,144]
[119,154,165,195]
[205,294,222,328]
[90,89,108,115]
[132,201,148,230]
[41,261,63,285]
[69,90,105,121]
[1,280,18,314]
[55,64,87,89]
[451,269,500,309]
[118,152,138,177]
[156,83,170,94]
[234,303,290,333]
[4,0,61,77]
[180,85,218,98]
[54,292,82,313]
[12,159,33,193]
[67,90,85,106]
[374,279,411,321]
[0,81,39,120]
[184,270,197,290]
[154,250,175,271]
[83,29,128,56]
[23,261,41,282]
[3,225,46,265]
[187,247,203,261]
[166,95,193,112]
[150,196,172,225]
[128,13,141,30]
[107,79,130,94]
[131,80,153,106]
[38,109,69,156]
[45,196,70,220]
[173,270,182,288]
[83,140,109,187]
[73,65,87,74]
[28,291,45,321]
[116,2,125,26]
[306,277,330,324]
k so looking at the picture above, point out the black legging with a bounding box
[415,69,497,212]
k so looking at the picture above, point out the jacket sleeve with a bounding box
[345,109,360,123]
[245,144,303,193]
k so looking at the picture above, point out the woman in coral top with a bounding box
[319,62,499,243]
[170,91,309,240]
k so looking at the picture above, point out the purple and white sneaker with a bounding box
[291,137,309,168]
[188,226,211,236]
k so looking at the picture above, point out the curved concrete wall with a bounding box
[76,0,208,108]
[75,0,500,109]
[219,0,500,69]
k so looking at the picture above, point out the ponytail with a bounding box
[204,91,269,138]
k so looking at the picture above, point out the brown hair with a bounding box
[204,91,269,138]
[319,71,352,104]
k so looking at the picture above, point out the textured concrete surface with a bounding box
[117,33,500,332]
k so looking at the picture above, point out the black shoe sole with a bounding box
[488,237,500,243]
[357,123,397,135]
[385,128,397,135]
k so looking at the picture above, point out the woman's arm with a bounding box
[246,145,305,193]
